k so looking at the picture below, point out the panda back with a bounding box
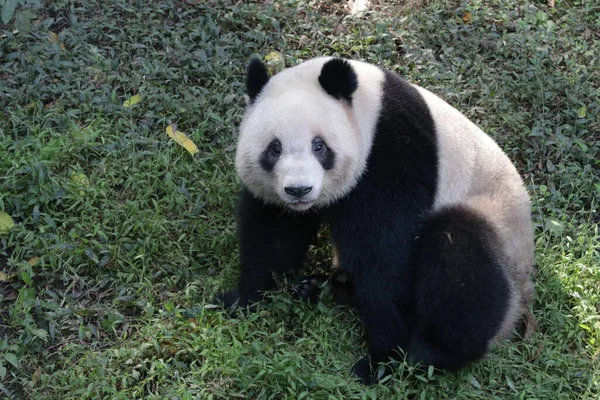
[413,84,534,336]
[409,85,517,210]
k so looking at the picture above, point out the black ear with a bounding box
[318,58,358,104]
[246,58,270,104]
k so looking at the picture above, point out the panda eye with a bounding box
[269,142,282,156]
[312,139,326,154]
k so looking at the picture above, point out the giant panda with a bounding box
[217,56,535,385]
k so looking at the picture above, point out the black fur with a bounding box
[219,64,514,385]
[231,187,321,306]
[351,357,376,385]
[246,58,270,104]
[259,139,282,172]
[312,137,335,170]
[407,206,509,370]
[318,58,358,104]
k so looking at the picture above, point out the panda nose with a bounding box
[284,186,313,198]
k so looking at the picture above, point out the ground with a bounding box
[0,0,599,398]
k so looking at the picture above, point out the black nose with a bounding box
[284,186,313,198]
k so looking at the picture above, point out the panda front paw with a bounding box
[213,289,245,311]
[351,356,393,385]
[351,356,376,385]
[290,276,322,303]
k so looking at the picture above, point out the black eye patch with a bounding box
[312,137,335,170]
[260,138,282,172]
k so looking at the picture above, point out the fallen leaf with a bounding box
[123,94,142,107]
[87,66,105,83]
[48,31,65,50]
[264,51,285,74]
[462,11,472,23]
[166,124,198,156]
[0,212,15,235]
[28,257,40,266]
[298,35,310,48]
[577,106,587,118]
[32,366,42,383]
[0,271,17,282]
[333,23,348,36]
[264,51,283,63]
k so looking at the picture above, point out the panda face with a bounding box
[236,57,384,212]
[259,134,335,211]
[236,86,360,211]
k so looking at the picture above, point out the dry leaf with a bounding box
[334,23,348,36]
[264,51,285,73]
[165,124,198,156]
[0,212,15,235]
[123,94,142,107]
[48,31,66,50]
[462,11,472,23]
[298,35,310,48]
[32,366,42,383]
[264,51,283,63]
[0,271,17,282]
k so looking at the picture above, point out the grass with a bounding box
[0,0,599,398]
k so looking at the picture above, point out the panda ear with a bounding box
[246,58,270,104]
[318,58,358,104]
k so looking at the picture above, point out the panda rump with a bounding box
[222,56,535,384]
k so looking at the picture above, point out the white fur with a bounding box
[235,57,384,210]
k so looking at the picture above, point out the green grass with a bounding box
[0,0,599,398]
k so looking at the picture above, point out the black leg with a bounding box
[330,278,356,306]
[331,216,418,385]
[350,356,376,385]
[350,269,415,384]
[219,188,321,309]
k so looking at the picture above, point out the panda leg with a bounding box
[350,272,415,384]
[330,279,356,306]
[216,189,321,309]
[330,218,418,384]
[407,205,511,370]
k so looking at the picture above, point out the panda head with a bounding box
[235,57,366,212]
